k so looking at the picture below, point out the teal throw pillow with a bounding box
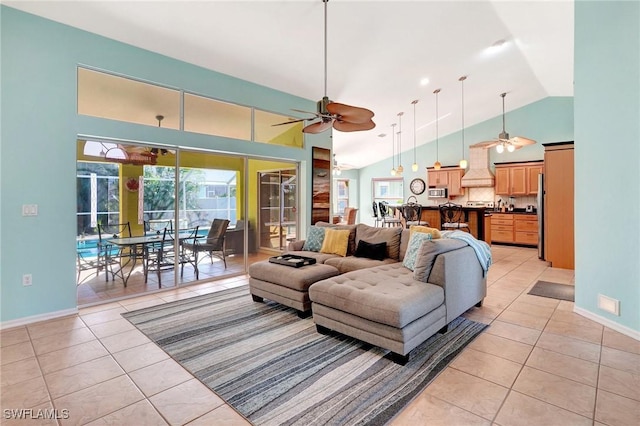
[302,226,325,252]
[402,232,433,271]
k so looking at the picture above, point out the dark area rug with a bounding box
[122,285,488,426]
[528,280,575,301]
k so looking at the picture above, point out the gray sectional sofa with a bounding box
[249,222,488,364]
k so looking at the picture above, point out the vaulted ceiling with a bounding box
[7,0,574,169]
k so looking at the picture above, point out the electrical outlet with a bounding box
[598,294,619,316]
[22,274,33,286]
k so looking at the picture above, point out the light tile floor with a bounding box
[2,246,639,425]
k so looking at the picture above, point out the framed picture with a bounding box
[312,147,331,224]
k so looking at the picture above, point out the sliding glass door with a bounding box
[258,168,297,252]
[76,140,251,304]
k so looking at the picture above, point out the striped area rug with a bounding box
[122,285,488,425]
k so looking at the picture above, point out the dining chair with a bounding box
[371,201,382,227]
[181,219,230,279]
[340,207,358,225]
[438,202,470,232]
[97,222,133,282]
[378,201,402,227]
[400,202,429,229]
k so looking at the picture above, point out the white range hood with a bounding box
[461,147,495,188]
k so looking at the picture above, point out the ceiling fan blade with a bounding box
[326,102,375,124]
[303,120,333,134]
[511,136,537,146]
[333,119,376,132]
[470,140,500,148]
[271,118,307,127]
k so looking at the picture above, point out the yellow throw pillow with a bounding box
[409,225,442,240]
[320,229,351,257]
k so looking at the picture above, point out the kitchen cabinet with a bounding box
[427,167,465,196]
[494,162,543,196]
[543,142,574,269]
[491,213,538,246]
[527,164,543,194]
[491,213,514,243]
[514,215,538,245]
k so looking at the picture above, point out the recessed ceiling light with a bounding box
[485,39,508,54]
[420,78,430,86]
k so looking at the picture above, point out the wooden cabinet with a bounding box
[544,142,574,269]
[491,213,538,246]
[427,167,465,196]
[514,215,538,245]
[494,162,543,196]
[491,213,514,243]
[527,164,543,194]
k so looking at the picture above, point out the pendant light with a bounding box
[458,76,468,169]
[390,124,397,175]
[411,100,419,172]
[396,112,404,175]
[433,89,442,170]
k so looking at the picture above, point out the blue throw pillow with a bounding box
[302,226,325,252]
[402,232,433,271]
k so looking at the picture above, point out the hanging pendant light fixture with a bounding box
[396,112,404,175]
[458,76,468,169]
[390,124,397,175]
[433,89,442,170]
[411,100,419,172]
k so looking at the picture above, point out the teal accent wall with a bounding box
[574,1,640,331]
[357,97,574,222]
[0,6,328,322]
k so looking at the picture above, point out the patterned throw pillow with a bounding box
[302,226,325,252]
[402,232,433,271]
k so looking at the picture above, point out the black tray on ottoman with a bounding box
[268,254,317,268]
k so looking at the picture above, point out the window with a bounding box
[76,162,121,237]
[335,179,349,215]
[372,178,404,205]
[78,67,304,147]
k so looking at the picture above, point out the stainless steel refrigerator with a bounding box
[537,173,544,259]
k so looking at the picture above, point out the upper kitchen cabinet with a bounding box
[427,167,465,196]
[494,162,543,196]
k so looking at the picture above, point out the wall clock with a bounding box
[410,178,426,195]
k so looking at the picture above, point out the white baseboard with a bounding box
[574,306,640,341]
[0,308,79,331]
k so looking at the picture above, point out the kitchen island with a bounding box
[418,206,492,244]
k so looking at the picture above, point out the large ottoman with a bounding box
[249,261,340,317]
[308,263,447,364]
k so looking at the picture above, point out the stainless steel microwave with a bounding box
[428,187,448,198]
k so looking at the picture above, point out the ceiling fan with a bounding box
[472,92,536,152]
[274,0,375,134]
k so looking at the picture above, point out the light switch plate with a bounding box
[22,204,38,216]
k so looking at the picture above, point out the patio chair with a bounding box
[97,222,134,282]
[145,226,199,286]
[181,219,230,279]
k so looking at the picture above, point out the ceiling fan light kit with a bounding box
[277,0,375,135]
[470,92,536,153]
